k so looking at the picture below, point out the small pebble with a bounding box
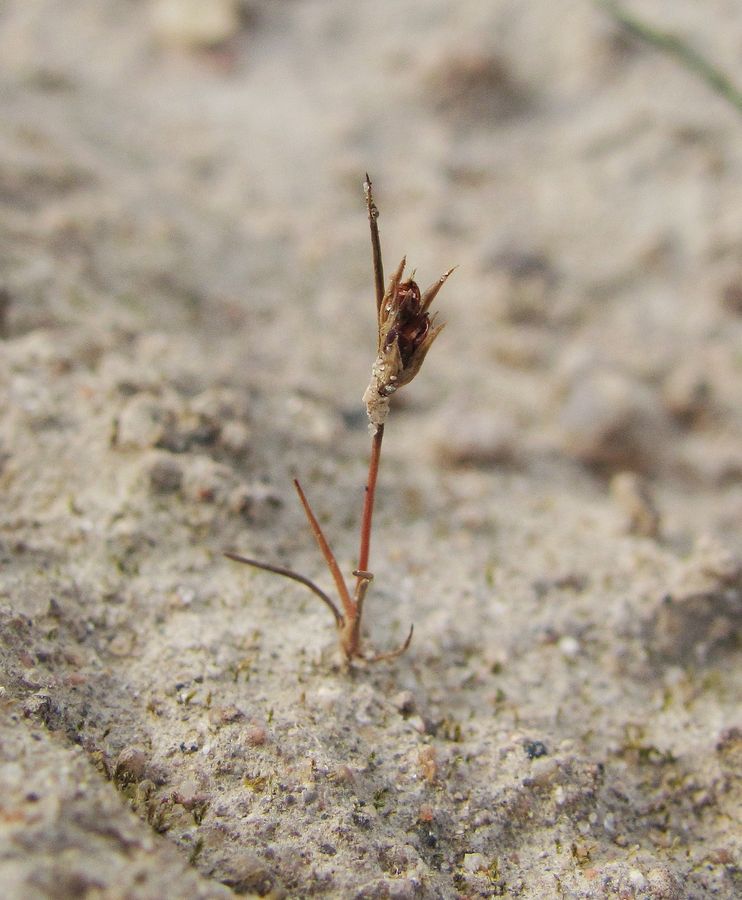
[418,746,438,783]
[352,683,381,726]
[610,471,660,538]
[208,704,245,727]
[152,0,242,50]
[418,804,435,823]
[646,866,682,899]
[114,746,147,784]
[181,456,231,503]
[558,635,580,658]
[116,395,169,449]
[408,715,428,735]
[148,456,183,493]
[661,363,710,425]
[392,690,416,716]
[560,366,667,471]
[219,419,251,455]
[524,740,548,759]
[228,483,282,523]
[720,280,742,315]
[108,630,136,657]
[424,49,527,123]
[244,721,268,747]
[436,412,517,468]
[462,852,486,873]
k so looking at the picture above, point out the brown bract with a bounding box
[363,257,454,431]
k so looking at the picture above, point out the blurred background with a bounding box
[2,5,741,897]
[1,0,741,533]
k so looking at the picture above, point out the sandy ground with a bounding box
[1,1,741,897]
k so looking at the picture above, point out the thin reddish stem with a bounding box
[224,552,343,626]
[355,423,384,595]
[293,479,356,622]
[366,624,414,663]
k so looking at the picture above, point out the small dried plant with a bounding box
[226,176,454,663]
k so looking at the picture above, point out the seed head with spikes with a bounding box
[226,175,453,664]
[362,182,454,431]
